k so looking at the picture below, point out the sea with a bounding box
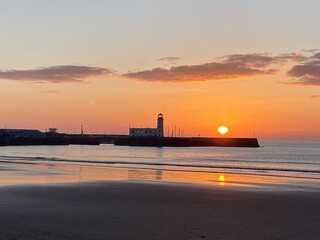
[1,140,319,191]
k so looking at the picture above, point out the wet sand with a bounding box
[1,181,319,240]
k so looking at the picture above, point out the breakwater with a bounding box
[114,137,260,148]
[0,130,259,148]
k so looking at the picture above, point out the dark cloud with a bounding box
[124,62,274,82]
[222,54,275,68]
[0,65,112,83]
[224,53,304,67]
[0,52,314,85]
[310,52,320,60]
[124,53,302,82]
[274,53,306,62]
[287,52,320,86]
[310,95,320,98]
[287,65,320,85]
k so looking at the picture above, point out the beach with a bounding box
[1,143,319,239]
[1,181,320,240]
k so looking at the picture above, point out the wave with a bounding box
[1,155,320,175]
[1,154,319,166]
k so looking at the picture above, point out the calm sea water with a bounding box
[0,141,319,181]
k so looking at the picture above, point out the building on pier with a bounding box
[129,113,164,137]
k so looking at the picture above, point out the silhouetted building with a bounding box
[48,128,58,134]
[129,113,164,137]
[0,129,46,139]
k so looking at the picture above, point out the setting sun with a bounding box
[218,126,229,135]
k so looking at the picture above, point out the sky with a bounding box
[0,0,319,140]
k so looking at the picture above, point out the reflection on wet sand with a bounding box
[128,169,163,181]
[0,160,319,190]
[218,174,225,186]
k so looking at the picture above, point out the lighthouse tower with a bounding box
[157,113,164,137]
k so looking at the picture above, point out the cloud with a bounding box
[310,95,320,98]
[301,49,319,53]
[274,53,306,62]
[0,52,313,85]
[287,52,320,86]
[0,65,112,83]
[124,53,302,82]
[124,63,274,82]
[311,52,320,60]
[223,53,304,67]
[158,57,180,62]
[222,54,275,68]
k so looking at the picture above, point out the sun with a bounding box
[217,126,229,135]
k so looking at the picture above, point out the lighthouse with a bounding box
[157,113,164,137]
[129,113,164,137]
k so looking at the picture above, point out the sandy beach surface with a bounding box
[1,181,319,240]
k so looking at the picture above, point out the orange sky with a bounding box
[0,1,319,141]
[1,72,319,140]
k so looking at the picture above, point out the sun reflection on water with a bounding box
[218,174,225,186]
[1,160,318,191]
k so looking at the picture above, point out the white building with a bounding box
[130,113,164,137]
